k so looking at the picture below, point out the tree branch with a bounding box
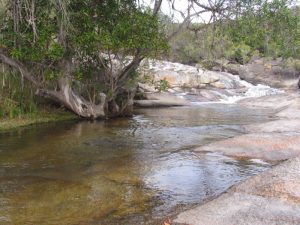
[0,51,41,87]
[153,0,163,15]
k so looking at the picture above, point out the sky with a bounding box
[143,0,300,23]
[143,0,212,22]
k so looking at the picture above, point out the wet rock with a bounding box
[238,93,294,110]
[175,157,300,225]
[211,81,226,89]
[247,119,300,133]
[134,92,190,107]
[195,132,300,162]
[277,99,300,119]
[174,90,300,225]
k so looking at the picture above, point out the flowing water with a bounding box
[0,104,275,225]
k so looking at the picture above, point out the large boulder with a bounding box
[219,58,300,89]
[139,59,249,89]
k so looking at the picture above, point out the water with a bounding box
[0,104,275,225]
[220,84,285,103]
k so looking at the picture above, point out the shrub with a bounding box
[155,78,170,92]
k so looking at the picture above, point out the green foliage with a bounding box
[226,43,253,64]
[168,25,204,64]
[0,0,168,117]
[155,78,170,92]
[48,43,65,61]
[225,0,300,59]
[0,0,167,79]
[69,1,168,64]
[45,70,60,81]
[168,1,300,65]
[125,70,140,89]
[285,58,300,72]
[0,69,38,119]
[293,60,300,72]
[199,59,216,70]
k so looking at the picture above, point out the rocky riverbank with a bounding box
[212,57,300,89]
[137,59,300,225]
[175,156,300,225]
[136,59,287,107]
[174,91,300,225]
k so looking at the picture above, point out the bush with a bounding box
[226,43,253,64]
[0,68,39,119]
[293,60,300,72]
[199,59,216,70]
[155,78,170,92]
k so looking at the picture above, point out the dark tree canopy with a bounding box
[0,0,168,118]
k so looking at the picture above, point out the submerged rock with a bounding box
[174,91,300,225]
[175,157,300,225]
[195,132,300,162]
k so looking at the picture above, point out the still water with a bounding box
[0,104,274,225]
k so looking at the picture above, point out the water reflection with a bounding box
[0,104,274,224]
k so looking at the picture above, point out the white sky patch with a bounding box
[142,0,300,23]
[142,0,212,23]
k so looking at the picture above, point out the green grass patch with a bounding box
[0,109,78,132]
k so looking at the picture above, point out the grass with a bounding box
[0,109,78,132]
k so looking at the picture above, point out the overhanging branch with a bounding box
[0,51,41,87]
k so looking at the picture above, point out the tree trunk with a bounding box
[36,78,107,119]
[0,51,137,120]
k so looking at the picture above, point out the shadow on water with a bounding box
[0,104,275,224]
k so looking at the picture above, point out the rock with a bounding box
[223,63,240,75]
[197,89,223,101]
[139,59,249,89]
[198,71,220,84]
[137,83,156,92]
[211,81,226,89]
[174,89,300,225]
[138,59,287,105]
[212,72,244,89]
[213,60,241,75]
[238,93,294,110]
[175,157,300,225]
[192,91,300,163]
[134,92,190,107]
[277,101,300,119]
[247,119,300,133]
[194,132,300,162]
[221,58,300,89]
[239,65,257,82]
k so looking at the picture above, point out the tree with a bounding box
[166,0,299,65]
[2,0,297,119]
[224,0,300,59]
[0,0,168,119]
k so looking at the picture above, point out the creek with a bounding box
[0,103,275,224]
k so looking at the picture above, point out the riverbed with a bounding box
[0,103,275,225]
